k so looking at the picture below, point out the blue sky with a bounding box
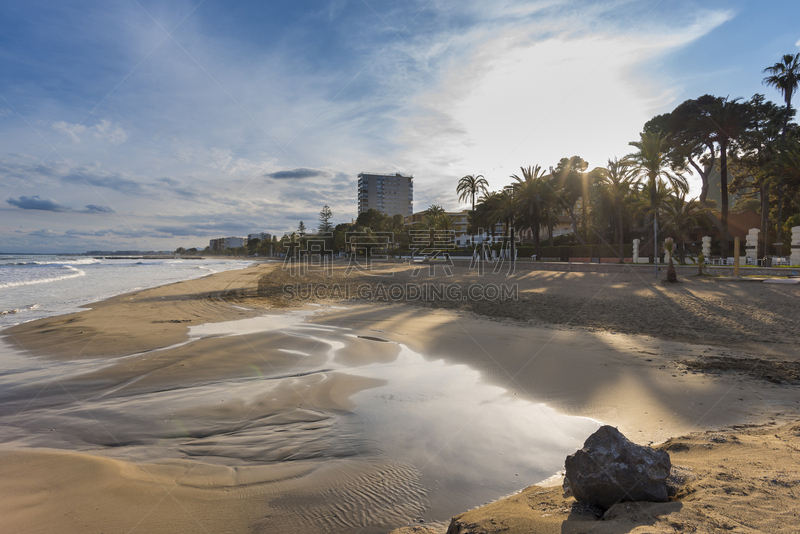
[1,0,798,252]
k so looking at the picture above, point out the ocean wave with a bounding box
[0,304,39,315]
[0,266,86,289]
[34,258,101,266]
[5,258,101,266]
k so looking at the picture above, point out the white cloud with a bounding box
[52,119,127,145]
[206,148,274,176]
[796,38,800,48]
[2,1,745,249]
[92,119,128,145]
[390,6,735,208]
[52,121,87,143]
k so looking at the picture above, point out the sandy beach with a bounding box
[1,261,798,533]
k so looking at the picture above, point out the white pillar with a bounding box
[632,239,640,263]
[745,228,759,263]
[702,236,711,259]
[791,226,800,266]
[663,238,672,264]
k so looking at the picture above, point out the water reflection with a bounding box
[0,310,600,524]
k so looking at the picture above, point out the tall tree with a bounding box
[730,94,787,256]
[423,204,448,232]
[456,174,489,242]
[763,53,800,142]
[297,221,306,236]
[660,194,711,263]
[628,131,688,258]
[763,53,800,246]
[511,165,557,249]
[355,208,388,231]
[770,140,800,215]
[318,205,334,234]
[697,97,753,255]
[552,156,590,245]
[652,96,718,210]
[486,189,516,251]
[593,157,639,258]
[474,191,502,244]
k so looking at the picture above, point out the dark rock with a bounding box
[445,519,485,534]
[563,425,671,510]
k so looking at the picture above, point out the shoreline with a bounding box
[0,255,260,331]
[1,262,798,533]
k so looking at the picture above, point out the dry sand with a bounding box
[1,261,798,533]
[440,421,800,534]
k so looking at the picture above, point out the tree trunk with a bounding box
[690,152,723,235]
[776,185,784,251]
[471,193,476,245]
[690,146,715,208]
[569,207,586,245]
[666,256,678,283]
[776,100,791,252]
[650,176,657,261]
[510,226,516,261]
[617,204,624,260]
[502,220,509,257]
[581,202,587,243]
[761,181,770,258]
[720,137,730,258]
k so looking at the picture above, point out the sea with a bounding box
[0,255,255,330]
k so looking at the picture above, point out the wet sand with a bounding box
[1,262,798,533]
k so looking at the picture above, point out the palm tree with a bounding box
[425,204,445,216]
[763,53,800,142]
[423,204,447,230]
[660,194,712,263]
[456,174,489,242]
[763,53,800,246]
[628,131,688,259]
[511,165,557,250]
[552,156,590,245]
[438,213,455,231]
[486,188,516,255]
[635,179,673,222]
[474,191,502,245]
[542,173,565,246]
[698,97,753,255]
[593,157,639,258]
[730,94,786,257]
[770,140,800,211]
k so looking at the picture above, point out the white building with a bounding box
[404,209,505,246]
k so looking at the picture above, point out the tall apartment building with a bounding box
[247,232,272,243]
[209,236,245,251]
[357,172,413,217]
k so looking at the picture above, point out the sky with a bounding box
[1,0,799,253]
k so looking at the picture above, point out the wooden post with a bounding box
[733,236,740,278]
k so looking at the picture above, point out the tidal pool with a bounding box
[0,308,600,528]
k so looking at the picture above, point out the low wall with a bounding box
[513,261,800,277]
[398,256,800,276]
[569,257,634,264]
